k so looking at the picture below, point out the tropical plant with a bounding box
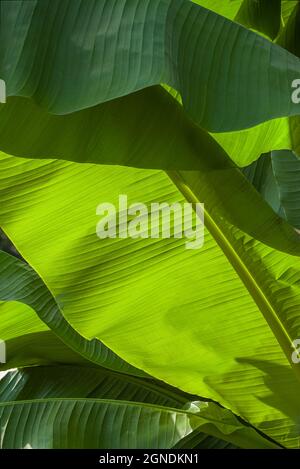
[1,0,300,449]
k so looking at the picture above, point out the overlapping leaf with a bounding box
[1,0,300,451]
[1,150,300,447]
[1,0,300,132]
[0,366,278,449]
[0,250,144,376]
[1,251,277,448]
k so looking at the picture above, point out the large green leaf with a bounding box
[0,366,277,448]
[0,87,217,170]
[0,255,255,448]
[0,250,144,377]
[2,0,300,449]
[0,1,299,172]
[0,90,299,253]
[0,260,272,451]
[1,152,300,447]
[211,1,300,166]
[1,0,300,132]
[0,396,272,449]
[168,2,300,168]
[0,86,288,171]
[172,2,300,166]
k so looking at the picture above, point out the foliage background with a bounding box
[1,0,300,449]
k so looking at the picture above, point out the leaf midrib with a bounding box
[167,169,300,382]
